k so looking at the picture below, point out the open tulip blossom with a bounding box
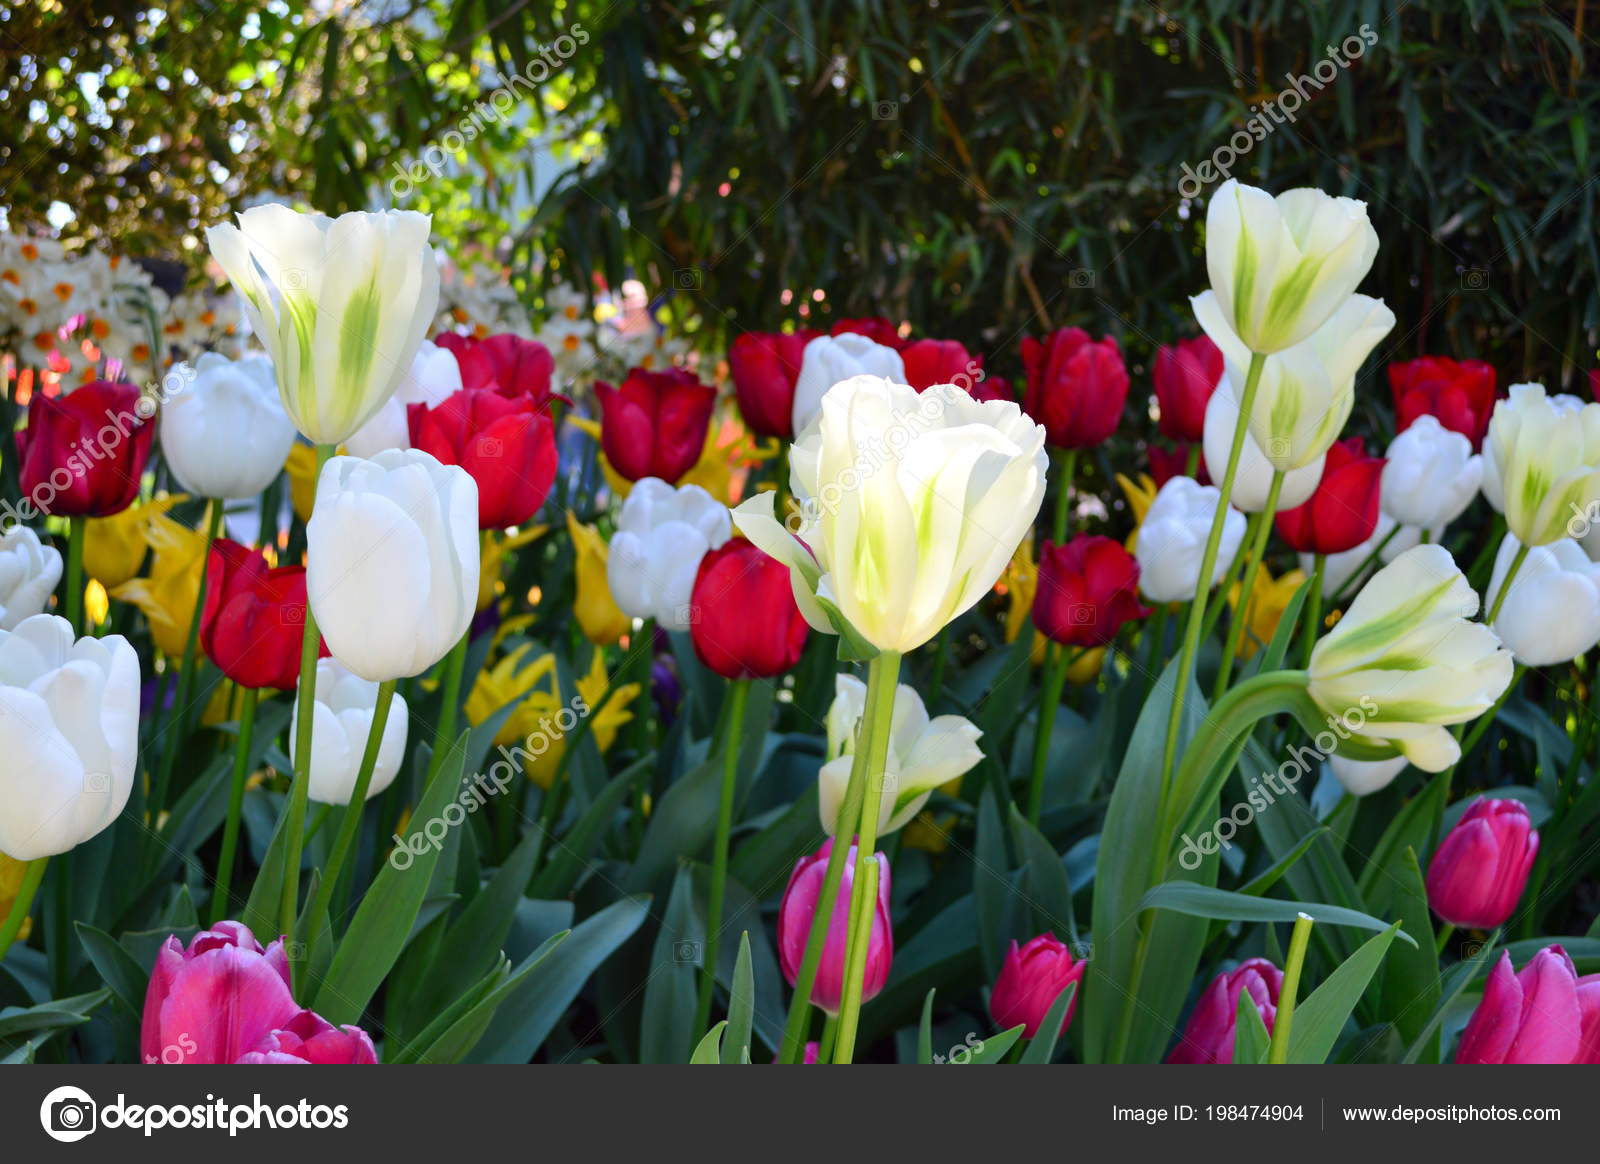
[0,526,62,630]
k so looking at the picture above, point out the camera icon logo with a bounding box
[1066,602,1097,626]
[872,100,899,120]
[673,939,702,964]
[1068,268,1095,289]
[40,1085,97,1142]
[1460,267,1489,290]
[281,604,306,626]
[282,268,309,291]
[84,772,111,795]
[476,435,504,458]
[673,268,703,291]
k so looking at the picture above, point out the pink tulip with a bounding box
[989,933,1085,1039]
[777,838,892,1015]
[1426,798,1539,929]
[236,1010,379,1064]
[1168,957,1283,1064]
[1457,946,1600,1064]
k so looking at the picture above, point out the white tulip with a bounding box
[1201,374,1325,512]
[606,478,731,631]
[345,340,464,459]
[0,527,62,630]
[1479,383,1600,547]
[817,674,983,835]
[288,658,410,805]
[734,376,1046,654]
[0,615,139,860]
[1305,512,1419,594]
[1486,533,1600,666]
[1135,476,1246,603]
[160,352,297,499]
[1201,179,1380,354]
[790,333,906,434]
[1328,754,1409,798]
[1195,292,1395,471]
[206,204,440,444]
[1381,415,1481,533]
[1308,545,1514,772]
[307,449,479,681]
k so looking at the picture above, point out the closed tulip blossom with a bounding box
[1134,476,1246,603]
[1380,414,1483,534]
[200,538,326,690]
[408,386,558,528]
[1201,376,1324,512]
[235,1010,379,1064]
[688,538,808,679]
[0,614,139,861]
[1390,355,1498,448]
[830,316,905,349]
[1021,327,1129,449]
[17,380,155,517]
[1486,534,1600,666]
[1327,754,1409,798]
[1168,958,1283,1064]
[1154,335,1224,443]
[789,332,906,434]
[436,332,557,406]
[729,329,820,439]
[595,367,717,484]
[900,337,982,393]
[1480,383,1600,547]
[159,352,297,498]
[1456,946,1600,1064]
[288,658,409,805]
[990,934,1086,1040]
[1274,438,1386,555]
[0,526,62,629]
[306,449,479,681]
[345,339,464,458]
[606,477,731,631]
[1033,535,1150,647]
[777,838,892,1014]
[1426,798,1539,929]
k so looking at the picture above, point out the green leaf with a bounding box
[1232,989,1272,1065]
[1020,981,1077,1064]
[954,1024,1025,1064]
[639,865,703,1064]
[529,756,648,899]
[1140,883,1416,948]
[917,988,937,1065]
[690,1021,727,1064]
[974,787,1013,982]
[1378,848,1439,1054]
[75,923,148,1019]
[1287,922,1402,1064]
[722,932,755,1065]
[403,930,571,1064]
[1008,803,1077,943]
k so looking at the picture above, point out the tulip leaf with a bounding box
[74,923,149,1020]
[0,989,109,1056]
[1358,769,1449,912]
[953,1023,1024,1064]
[916,988,937,1064]
[401,929,573,1064]
[973,787,1014,983]
[1287,922,1402,1064]
[530,755,649,899]
[1377,848,1439,1054]
[639,863,704,1064]
[1402,934,1502,1064]
[1139,883,1416,948]
[721,932,755,1065]
[1008,802,1078,945]
[1232,988,1272,1065]
[1019,981,1077,1064]
[690,1021,727,1064]
[239,797,294,943]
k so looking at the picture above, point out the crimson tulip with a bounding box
[970,374,1013,404]
[1273,438,1385,554]
[989,933,1085,1040]
[1150,443,1207,486]
[409,386,558,528]
[1168,957,1283,1064]
[200,538,326,690]
[830,316,905,349]
[1389,355,1498,448]
[595,367,716,484]
[1426,798,1539,929]
[777,838,892,1014]
[1021,327,1129,449]
[729,329,819,439]
[17,380,154,517]
[1456,946,1600,1064]
[436,332,557,408]
[1154,335,1223,443]
[1033,535,1149,648]
[688,537,808,679]
[900,337,982,393]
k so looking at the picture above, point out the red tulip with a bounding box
[1388,356,1498,448]
[1425,798,1539,929]
[729,330,820,439]
[989,934,1085,1040]
[1168,957,1283,1064]
[1021,328,1129,449]
[1456,946,1600,1064]
[595,367,716,484]
[777,838,892,1015]
[1150,443,1207,486]
[1033,535,1149,648]
[236,1010,379,1064]
[409,387,558,528]
[140,922,298,1065]
[17,380,154,517]
[1273,438,1385,555]
[1154,335,1223,443]
[830,316,905,349]
[969,375,1013,404]
[688,538,808,679]
[900,337,983,393]
[200,538,326,690]
[436,332,557,408]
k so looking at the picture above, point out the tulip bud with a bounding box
[436,332,557,406]
[141,921,297,1065]
[607,478,731,631]
[1456,946,1600,1064]
[1389,356,1498,448]
[1201,375,1324,512]
[595,367,717,485]
[306,449,479,681]
[1380,414,1483,534]
[345,339,464,458]
[1134,476,1246,603]
[900,337,983,393]
[789,333,906,434]
[990,933,1086,1040]
[1480,383,1600,547]
[1021,327,1129,449]
[1327,754,1409,797]
[1426,798,1539,929]
[1033,535,1150,647]
[0,614,139,860]
[688,537,808,679]
[288,659,409,805]
[200,538,326,690]
[777,838,892,1014]
[1274,438,1385,555]
[830,316,906,349]
[1168,958,1283,1064]
[1486,533,1600,666]
[17,380,155,517]
[1154,335,1224,444]
[160,353,297,499]
[0,526,62,630]
[730,330,821,440]
[408,386,558,529]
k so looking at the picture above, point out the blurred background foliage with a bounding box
[4,0,1597,385]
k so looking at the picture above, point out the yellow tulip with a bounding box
[1226,564,1307,659]
[284,442,321,523]
[902,810,956,855]
[0,853,33,942]
[478,525,550,613]
[85,579,110,629]
[565,510,627,645]
[110,509,209,657]
[84,494,186,588]
[1115,471,1159,553]
[1065,646,1105,684]
[999,532,1038,646]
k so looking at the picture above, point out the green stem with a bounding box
[816,1014,838,1063]
[832,853,881,1064]
[1300,553,1325,669]
[1213,468,1284,700]
[50,854,70,995]
[1268,912,1315,1064]
[0,857,47,961]
[1199,511,1258,645]
[1435,922,1456,957]
[1184,442,1201,479]
[309,679,398,930]
[1051,448,1079,544]
[1027,646,1072,824]
[1142,603,1169,685]
[427,631,470,782]
[153,499,224,819]
[210,686,259,926]
[693,678,751,1036]
[1327,523,1401,606]
[64,515,85,635]
[1485,542,1530,625]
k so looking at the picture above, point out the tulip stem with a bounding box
[1051,449,1078,544]
[1301,554,1325,668]
[1327,522,1401,607]
[153,499,224,820]
[308,679,398,933]
[63,515,85,635]
[0,857,47,961]
[211,686,259,926]
[1435,923,1456,956]
[1267,912,1315,1064]
[693,677,750,1037]
[283,442,334,969]
[816,1014,838,1063]
[832,649,902,1064]
[427,631,469,783]
[1485,542,1529,625]
[1213,468,1283,700]
[1026,646,1073,825]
